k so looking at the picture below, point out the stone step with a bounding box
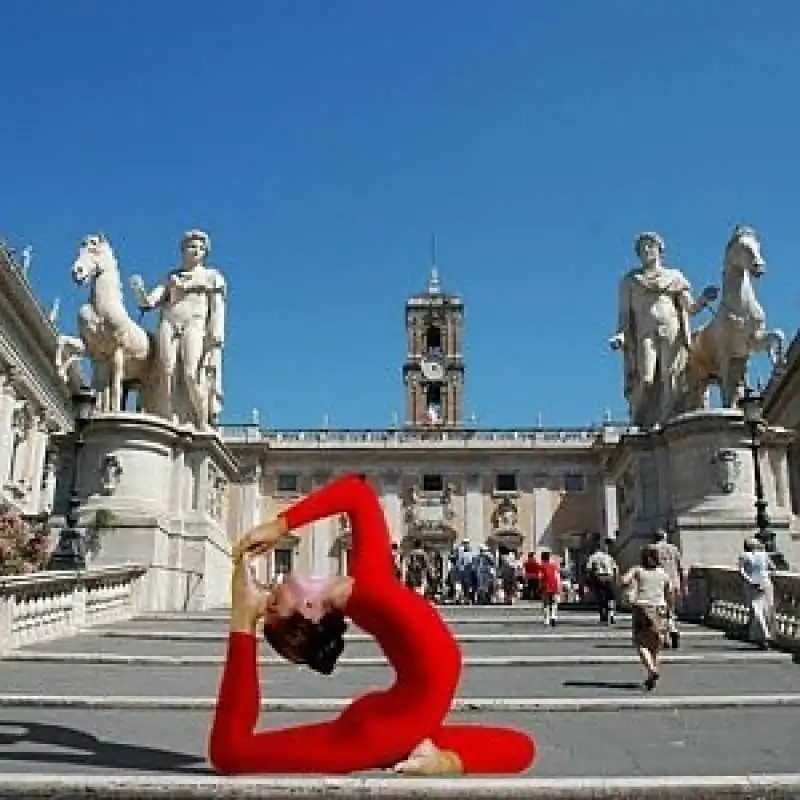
[1,658,795,700]
[138,611,612,627]
[86,628,727,643]
[0,707,797,780]
[13,632,759,659]
[105,617,641,636]
[6,650,789,667]
[1,774,799,799]
[1,693,799,711]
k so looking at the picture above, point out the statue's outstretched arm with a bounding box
[130,275,166,311]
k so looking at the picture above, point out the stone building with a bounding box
[222,269,622,580]
[0,242,74,518]
[763,328,800,514]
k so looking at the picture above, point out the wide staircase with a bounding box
[0,598,798,798]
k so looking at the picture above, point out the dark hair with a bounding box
[264,610,347,675]
[641,545,659,570]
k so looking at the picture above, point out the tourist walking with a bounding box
[652,528,684,649]
[538,551,561,627]
[738,537,776,649]
[586,539,618,624]
[620,545,671,691]
[522,551,540,601]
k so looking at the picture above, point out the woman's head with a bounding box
[640,545,660,569]
[263,606,347,675]
[261,572,348,675]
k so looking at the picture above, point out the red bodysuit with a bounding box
[208,473,535,775]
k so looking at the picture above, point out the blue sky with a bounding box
[2,1,798,429]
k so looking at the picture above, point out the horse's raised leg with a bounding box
[109,346,125,412]
[767,329,786,365]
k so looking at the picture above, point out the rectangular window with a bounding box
[276,473,298,494]
[495,473,518,492]
[422,473,444,492]
[563,473,586,492]
[274,549,293,575]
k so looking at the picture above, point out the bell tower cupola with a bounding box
[402,240,465,427]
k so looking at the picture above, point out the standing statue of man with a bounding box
[609,232,716,428]
[131,230,226,429]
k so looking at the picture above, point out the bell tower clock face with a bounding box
[420,355,445,382]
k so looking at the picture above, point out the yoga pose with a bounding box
[208,473,535,776]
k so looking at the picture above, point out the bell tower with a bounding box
[403,251,465,427]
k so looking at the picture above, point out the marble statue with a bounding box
[609,232,717,428]
[492,497,518,531]
[686,225,785,409]
[131,230,226,429]
[70,234,156,413]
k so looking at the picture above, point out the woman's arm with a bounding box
[280,474,394,580]
[619,567,637,587]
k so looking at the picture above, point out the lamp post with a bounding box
[739,388,775,554]
[48,386,96,571]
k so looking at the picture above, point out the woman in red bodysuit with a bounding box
[208,473,535,776]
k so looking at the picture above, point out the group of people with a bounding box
[395,538,569,615]
[580,530,686,690]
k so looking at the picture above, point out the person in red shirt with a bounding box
[538,551,561,627]
[523,551,540,601]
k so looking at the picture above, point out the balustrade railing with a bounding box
[0,564,147,655]
[684,565,800,652]
[219,425,631,448]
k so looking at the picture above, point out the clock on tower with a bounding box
[402,261,465,427]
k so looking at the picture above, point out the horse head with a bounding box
[72,233,117,286]
[725,224,766,279]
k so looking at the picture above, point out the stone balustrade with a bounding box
[0,564,147,655]
[220,425,632,449]
[684,565,800,652]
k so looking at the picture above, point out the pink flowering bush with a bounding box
[0,506,51,576]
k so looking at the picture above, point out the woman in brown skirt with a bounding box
[620,545,672,690]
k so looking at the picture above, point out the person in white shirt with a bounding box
[620,545,672,691]
[738,537,775,649]
[586,539,618,624]
[652,528,684,649]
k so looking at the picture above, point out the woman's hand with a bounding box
[229,554,269,634]
[233,517,287,562]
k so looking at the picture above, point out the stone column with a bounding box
[239,460,262,534]
[602,477,619,540]
[452,379,461,425]
[26,414,49,513]
[414,323,423,356]
[0,369,17,488]
[444,379,453,426]
[464,473,483,547]
[380,470,404,543]
[10,403,34,490]
[310,471,335,576]
[40,442,59,514]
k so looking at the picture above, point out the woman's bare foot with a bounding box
[391,739,464,776]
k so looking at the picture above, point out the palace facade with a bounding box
[763,329,800,515]
[0,242,74,519]
[221,268,626,579]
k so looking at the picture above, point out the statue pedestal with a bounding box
[608,409,798,571]
[54,412,238,611]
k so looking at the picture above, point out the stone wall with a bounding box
[0,245,74,519]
